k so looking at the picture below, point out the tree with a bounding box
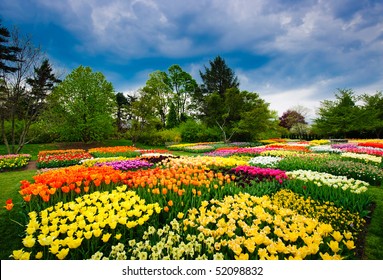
[199,56,239,97]
[42,66,116,142]
[167,65,197,122]
[141,71,172,127]
[115,92,134,133]
[1,26,50,154]
[166,101,178,129]
[1,22,21,152]
[15,59,60,148]
[0,22,21,74]
[203,88,276,142]
[128,89,162,145]
[290,123,311,139]
[359,92,383,138]
[195,56,240,125]
[235,91,277,141]
[314,89,359,138]
[279,110,307,130]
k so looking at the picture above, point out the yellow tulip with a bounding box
[22,235,36,248]
[328,240,340,253]
[56,248,69,260]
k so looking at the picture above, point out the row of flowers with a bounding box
[0,154,31,171]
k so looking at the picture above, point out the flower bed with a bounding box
[0,154,31,171]
[36,149,92,169]
[5,140,376,260]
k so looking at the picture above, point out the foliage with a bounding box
[166,101,178,129]
[312,89,383,138]
[167,65,198,122]
[178,119,221,143]
[279,110,307,130]
[141,71,172,127]
[41,66,116,143]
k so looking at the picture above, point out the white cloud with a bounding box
[2,0,382,117]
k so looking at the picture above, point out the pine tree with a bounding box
[199,56,239,97]
[0,22,20,74]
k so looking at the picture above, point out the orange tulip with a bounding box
[164,206,169,212]
[104,176,111,185]
[4,199,14,211]
[168,200,174,207]
[162,188,168,195]
[94,179,101,187]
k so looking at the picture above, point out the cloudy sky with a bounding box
[1,0,382,121]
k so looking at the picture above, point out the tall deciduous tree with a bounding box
[167,65,197,122]
[142,70,172,127]
[42,66,116,142]
[129,89,162,145]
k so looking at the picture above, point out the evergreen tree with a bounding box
[0,22,20,74]
[199,55,239,97]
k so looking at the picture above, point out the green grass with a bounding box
[0,170,36,260]
[363,186,383,259]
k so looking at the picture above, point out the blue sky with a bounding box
[1,0,382,121]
